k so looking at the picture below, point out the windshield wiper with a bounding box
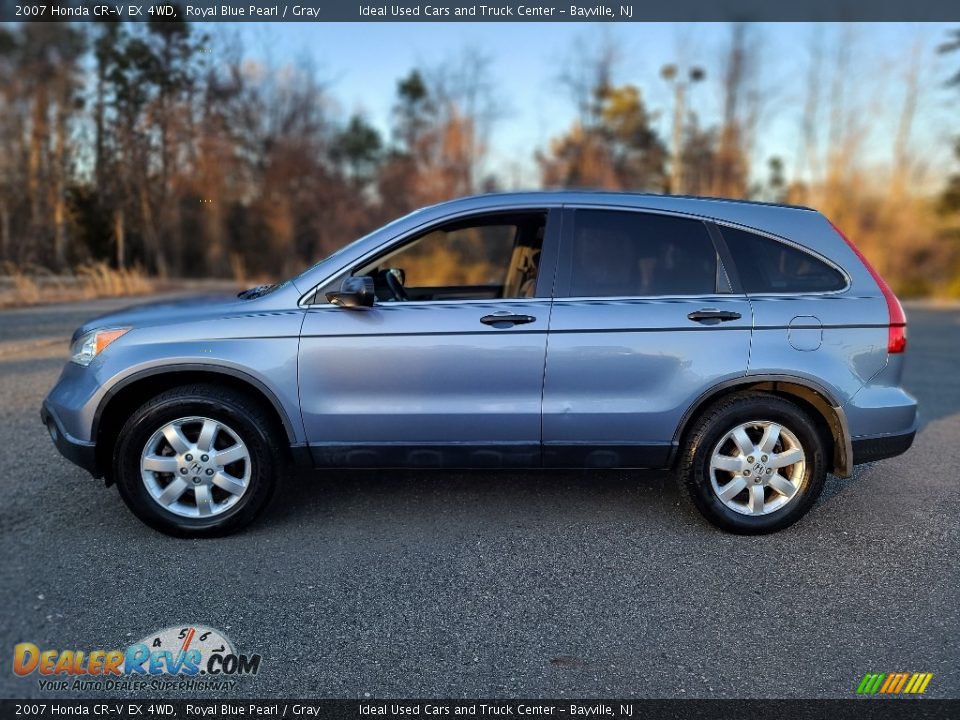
[237,283,277,300]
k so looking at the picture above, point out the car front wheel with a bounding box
[113,384,283,537]
[678,392,827,534]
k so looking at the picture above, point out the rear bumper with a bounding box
[41,402,100,477]
[845,381,918,466]
[851,425,917,465]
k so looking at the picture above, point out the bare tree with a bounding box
[711,23,761,198]
[558,30,621,129]
[427,47,502,193]
[889,37,923,202]
[539,37,666,192]
[793,26,825,195]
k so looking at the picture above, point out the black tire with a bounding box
[678,391,827,534]
[113,384,284,538]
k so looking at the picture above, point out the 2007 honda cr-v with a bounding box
[41,192,918,537]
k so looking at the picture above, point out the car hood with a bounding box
[71,293,245,342]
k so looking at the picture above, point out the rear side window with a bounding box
[568,210,718,297]
[721,226,846,294]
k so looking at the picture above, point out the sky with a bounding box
[222,22,960,189]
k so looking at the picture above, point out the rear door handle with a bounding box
[687,308,742,323]
[480,312,536,327]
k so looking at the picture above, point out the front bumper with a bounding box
[41,402,101,477]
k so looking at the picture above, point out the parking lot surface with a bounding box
[1,298,957,699]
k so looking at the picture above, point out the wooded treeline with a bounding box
[2,20,960,296]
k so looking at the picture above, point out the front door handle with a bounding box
[480,312,536,327]
[687,308,742,323]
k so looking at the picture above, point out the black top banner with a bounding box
[4,0,960,21]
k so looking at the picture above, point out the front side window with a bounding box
[720,226,847,294]
[567,210,718,297]
[358,212,546,302]
[380,224,516,289]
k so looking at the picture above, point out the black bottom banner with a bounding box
[2,699,959,720]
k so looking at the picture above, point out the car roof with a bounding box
[412,190,833,255]
[422,190,815,215]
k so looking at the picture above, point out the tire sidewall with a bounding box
[114,393,277,537]
[688,397,826,534]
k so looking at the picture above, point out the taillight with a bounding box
[829,220,907,354]
[888,325,907,354]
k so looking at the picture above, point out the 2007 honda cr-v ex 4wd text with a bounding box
[42,192,918,537]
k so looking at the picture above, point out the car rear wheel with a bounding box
[678,392,827,534]
[114,384,283,537]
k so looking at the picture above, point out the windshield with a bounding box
[291,208,427,285]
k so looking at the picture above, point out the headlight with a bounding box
[70,327,131,367]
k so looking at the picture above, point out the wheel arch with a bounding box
[672,374,853,478]
[93,365,299,485]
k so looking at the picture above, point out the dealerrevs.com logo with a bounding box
[12,625,261,692]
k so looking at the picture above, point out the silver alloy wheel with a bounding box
[140,416,251,519]
[709,420,806,516]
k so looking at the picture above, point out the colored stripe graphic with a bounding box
[857,673,886,694]
[912,673,933,694]
[887,673,909,693]
[896,673,911,693]
[879,674,897,693]
[857,672,932,694]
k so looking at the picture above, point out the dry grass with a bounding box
[0,262,155,309]
[229,253,248,286]
[75,262,153,297]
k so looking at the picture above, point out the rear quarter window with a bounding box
[720,226,847,294]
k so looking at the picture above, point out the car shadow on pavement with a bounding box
[261,454,917,538]
[264,467,719,537]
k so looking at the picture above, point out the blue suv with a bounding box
[41,192,918,536]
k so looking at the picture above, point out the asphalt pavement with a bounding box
[0,298,957,699]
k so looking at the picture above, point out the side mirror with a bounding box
[326,276,375,309]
